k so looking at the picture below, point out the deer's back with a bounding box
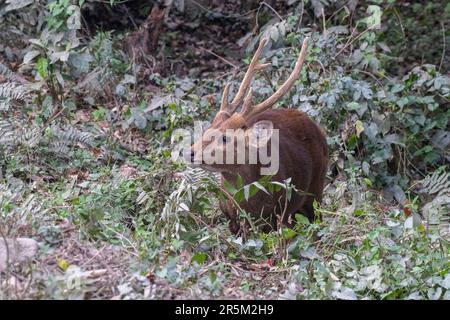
[238,108,328,226]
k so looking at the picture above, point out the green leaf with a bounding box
[236,175,244,189]
[243,185,250,201]
[36,57,48,79]
[253,182,269,195]
[347,134,358,150]
[347,102,360,110]
[287,187,293,201]
[282,228,297,240]
[295,214,310,225]
[23,50,40,64]
[223,179,237,195]
[57,258,69,271]
[270,181,286,189]
[355,120,364,137]
[191,252,207,265]
[363,178,373,188]
[364,5,382,28]
[414,145,433,157]
[234,190,245,204]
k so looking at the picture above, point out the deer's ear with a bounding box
[248,120,273,148]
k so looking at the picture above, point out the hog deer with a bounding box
[186,37,328,234]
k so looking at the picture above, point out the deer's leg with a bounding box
[302,161,327,223]
[300,197,316,222]
[219,199,240,234]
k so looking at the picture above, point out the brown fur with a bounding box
[192,108,328,234]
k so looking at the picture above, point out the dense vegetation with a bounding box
[0,0,449,299]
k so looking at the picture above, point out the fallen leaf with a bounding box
[403,207,411,217]
[120,165,138,178]
[73,109,90,124]
[57,258,69,271]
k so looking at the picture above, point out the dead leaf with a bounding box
[403,207,411,217]
[120,164,138,178]
[73,109,90,124]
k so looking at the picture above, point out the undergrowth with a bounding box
[0,0,449,300]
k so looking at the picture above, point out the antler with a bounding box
[220,38,271,115]
[240,37,309,119]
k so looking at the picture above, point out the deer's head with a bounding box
[185,37,309,174]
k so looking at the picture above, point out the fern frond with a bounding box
[50,124,95,146]
[0,62,15,80]
[0,82,28,111]
[49,140,70,154]
[420,170,450,195]
[0,177,26,205]
[0,182,42,234]
[18,126,41,148]
[0,120,16,145]
[176,167,220,185]
[0,98,12,111]
[0,120,42,148]
[419,169,450,238]
[0,63,29,111]
[0,82,27,101]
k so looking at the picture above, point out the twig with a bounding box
[326,3,348,24]
[100,224,139,257]
[123,4,138,30]
[333,25,376,60]
[189,212,245,259]
[338,236,363,244]
[439,22,446,73]
[223,261,291,274]
[295,0,304,31]
[392,7,405,38]
[199,47,238,69]
[256,1,284,31]
[42,106,67,129]
[358,70,384,87]
[311,59,327,76]
[261,1,284,22]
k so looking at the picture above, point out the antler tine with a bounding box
[242,37,309,119]
[227,38,269,113]
[220,83,231,111]
[240,87,253,116]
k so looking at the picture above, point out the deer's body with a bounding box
[219,109,328,233]
[186,37,328,234]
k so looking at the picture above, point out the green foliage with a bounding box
[255,15,450,194]
[0,0,448,300]
[282,207,449,300]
